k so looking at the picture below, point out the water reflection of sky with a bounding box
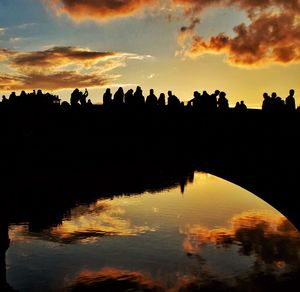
[7,173,300,291]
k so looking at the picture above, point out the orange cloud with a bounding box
[180,12,300,66]
[0,48,17,61]
[0,73,25,91]
[173,0,300,15]
[175,0,300,66]
[0,46,143,91]
[0,71,110,91]
[46,0,160,21]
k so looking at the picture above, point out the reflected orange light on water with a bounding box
[7,172,300,291]
[181,210,300,267]
[9,173,294,245]
[9,199,155,244]
[67,267,164,291]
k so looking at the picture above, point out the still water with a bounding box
[6,173,300,291]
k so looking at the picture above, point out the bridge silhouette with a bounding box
[0,103,299,229]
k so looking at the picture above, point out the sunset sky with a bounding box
[0,0,300,107]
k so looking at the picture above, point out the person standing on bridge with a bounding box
[286,89,296,112]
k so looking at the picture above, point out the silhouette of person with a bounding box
[87,99,93,108]
[114,87,124,106]
[79,88,88,106]
[103,88,112,106]
[218,91,229,111]
[133,86,145,107]
[124,89,134,106]
[202,90,210,112]
[286,89,296,112]
[167,90,180,109]
[158,93,165,107]
[36,89,43,99]
[1,95,8,103]
[9,92,17,103]
[70,88,80,106]
[187,100,192,109]
[235,101,240,110]
[191,91,201,109]
[208,90,219,111]
[240,100,247,111]
[146,89,158,108]
[20,90,27,100]
[262,92,271,111]
[270,92,277,111]
[275,96,285,112]
[29,89,36,98]
[61,101,71,109]
[167,91,173,105]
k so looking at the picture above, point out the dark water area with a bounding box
[1,172,300,291]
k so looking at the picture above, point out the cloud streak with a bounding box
[0,71,111,91]
[0,46,144,91]
[10,46,122,72]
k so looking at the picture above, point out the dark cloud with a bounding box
[10,46,118,71]
[46,0,159,21]
[178,17,200,46]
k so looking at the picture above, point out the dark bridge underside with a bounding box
[1,107,300,231]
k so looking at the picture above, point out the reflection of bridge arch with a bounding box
[197,156,300,232]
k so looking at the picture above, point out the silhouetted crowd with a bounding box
[102,86,183,110]
[102,87,233,112]
[101,86,297,113]
[262,89,296,112]
[1,89,60,107]
[0,86,297,113]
